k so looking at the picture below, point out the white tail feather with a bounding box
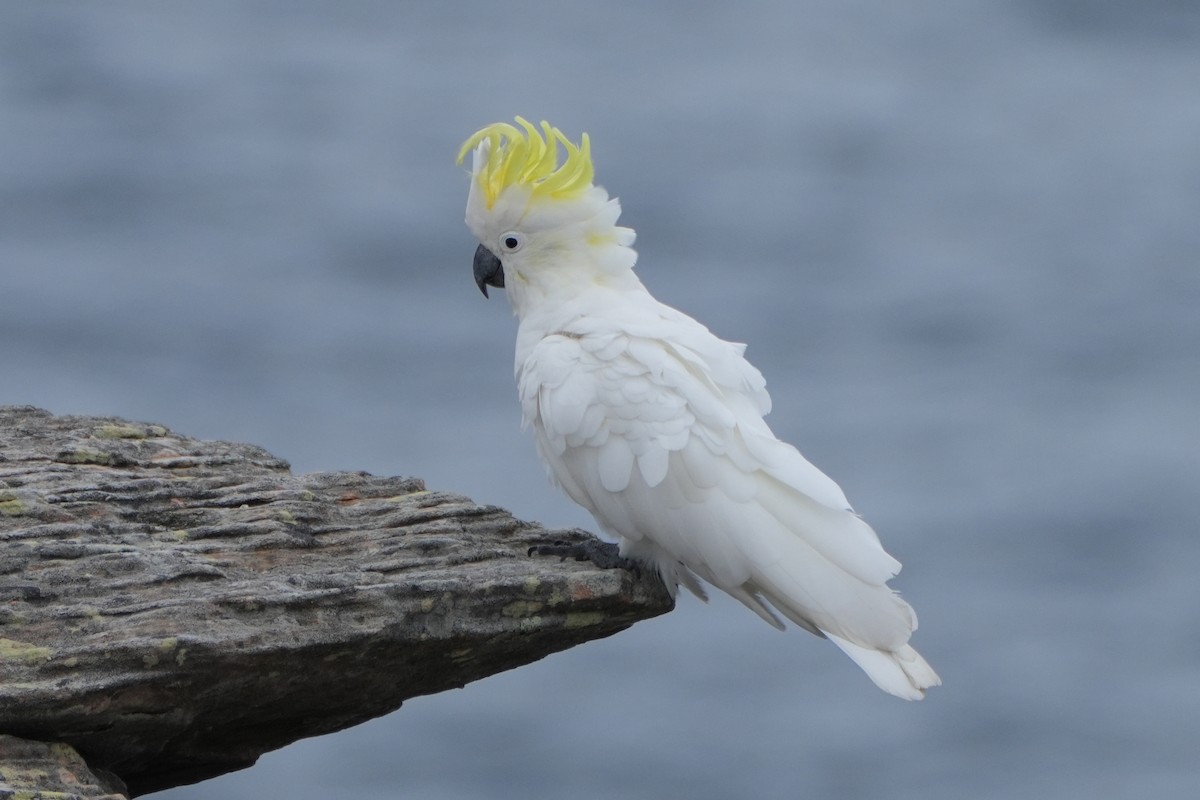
[825,633,941,700]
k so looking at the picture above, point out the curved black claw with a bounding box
[527,539,639,572]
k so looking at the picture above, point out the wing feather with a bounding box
[517,309,936,698]
[597,436,635,492]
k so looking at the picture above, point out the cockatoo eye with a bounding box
[499,232,523,253]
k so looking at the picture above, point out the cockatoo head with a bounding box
[457,118,636,305]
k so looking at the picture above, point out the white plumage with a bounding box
[460,119,940,699]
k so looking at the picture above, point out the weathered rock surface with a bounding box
[0,734,128,799]
[0,406,673,797]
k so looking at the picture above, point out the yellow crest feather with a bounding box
[457,117,594,209]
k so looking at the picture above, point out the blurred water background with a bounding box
[3,1,1199,798]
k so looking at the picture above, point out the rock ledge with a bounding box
[0,406,672,796]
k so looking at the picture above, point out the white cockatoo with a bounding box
[458,118,940,699]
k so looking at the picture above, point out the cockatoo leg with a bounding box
[527,538,639,572]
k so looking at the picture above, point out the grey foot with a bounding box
[527,539,639,572]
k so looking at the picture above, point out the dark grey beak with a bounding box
[473,244,505,298]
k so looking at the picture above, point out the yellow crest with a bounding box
[457,117,594,209]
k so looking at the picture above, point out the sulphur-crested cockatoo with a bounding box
[458,118,939,699]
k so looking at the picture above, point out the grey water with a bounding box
[3,2,1198,798]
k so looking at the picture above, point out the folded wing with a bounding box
[519,312,939,699]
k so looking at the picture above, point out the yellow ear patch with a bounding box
[457,117,594,209]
